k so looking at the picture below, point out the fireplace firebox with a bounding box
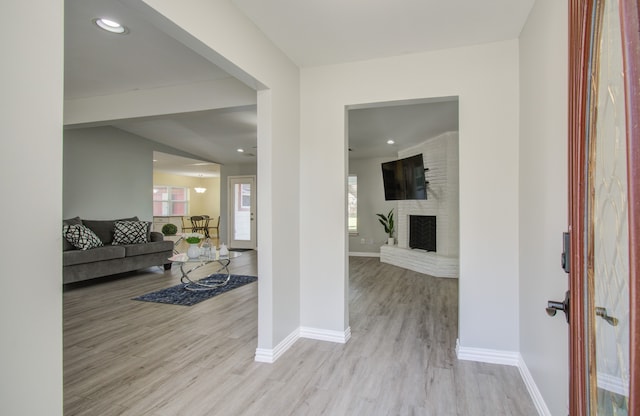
[409,215,436,252]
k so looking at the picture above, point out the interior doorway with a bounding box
[346,97,460,269]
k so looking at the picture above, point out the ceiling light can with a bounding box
[94,18,128,34]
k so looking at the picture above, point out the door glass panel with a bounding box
[588,0,630,413]
[233,182,252,241]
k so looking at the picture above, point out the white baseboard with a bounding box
[348,252,380,258]
[254,326,352,363]
[456,339,551,416]
[455,339,520,366]
[517,355,553,416]
[300,326,351,343]
[255,329,299,363]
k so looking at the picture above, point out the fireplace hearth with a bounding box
[409,215,436,252]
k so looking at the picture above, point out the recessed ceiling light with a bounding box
[94,18,128,34]
[237,148,245,153]
[386,139,395,144]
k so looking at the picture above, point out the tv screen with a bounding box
[381,154,427,200]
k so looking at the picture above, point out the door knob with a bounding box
[546,290,570,323]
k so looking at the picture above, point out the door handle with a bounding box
[595,307,619,326]
[546,290,570,323]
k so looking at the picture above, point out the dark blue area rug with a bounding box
[133,274,257,306]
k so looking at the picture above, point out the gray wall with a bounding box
[348,157,395,253]
[64,126,210,221]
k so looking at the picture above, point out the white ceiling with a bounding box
[64,0,534,173]
[232,0,534,67]
[348,98,459,160]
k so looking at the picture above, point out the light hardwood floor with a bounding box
[64,254,537,415]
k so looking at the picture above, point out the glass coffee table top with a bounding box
[168,251,242,291]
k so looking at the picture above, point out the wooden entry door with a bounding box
[568,0,640,414]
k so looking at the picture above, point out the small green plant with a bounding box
[376,209,395,238]
[161,223,178,236]
[185,233,203,244]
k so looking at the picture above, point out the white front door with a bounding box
[228,176,256,249]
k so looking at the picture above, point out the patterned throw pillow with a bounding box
[112,221,150,245]
[63,224,104,250]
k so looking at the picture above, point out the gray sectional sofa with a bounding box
[63,216,174,284]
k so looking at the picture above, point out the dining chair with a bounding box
[181,216,193,233]
[201,215,211,239]
[190,216,208,237]
[204,215,220,238]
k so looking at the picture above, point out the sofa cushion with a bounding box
[123,240,174,257]
[63,245,125,267]
[63,224,104,250]
[112,220,151,245]
[83,217,138,245]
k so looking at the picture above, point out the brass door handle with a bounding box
[595,307,618,326]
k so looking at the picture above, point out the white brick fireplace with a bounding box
[380,132,459,278]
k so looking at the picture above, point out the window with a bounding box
[236,183,251,211]
[153,186,188,216]
[348,175,358,234]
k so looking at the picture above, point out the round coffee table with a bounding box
[168,251,242,291]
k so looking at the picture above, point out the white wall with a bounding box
[300,40,520,350]
[0,2,63,415]
[135,0,301,352]
[519,0,569,414]
[348,157,396,254]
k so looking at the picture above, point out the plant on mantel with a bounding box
[376,209,395,245]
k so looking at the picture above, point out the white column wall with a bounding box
[519,0,570,414]
[301,40,521,351]
[0,2,64,415]
[136,0,301,350]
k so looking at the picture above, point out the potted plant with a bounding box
[161,223,178,236]
[184,233,203,258]
[376,209,395,245]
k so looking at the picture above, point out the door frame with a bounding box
[568,0,640,413]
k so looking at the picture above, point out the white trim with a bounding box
[348,252,380,258]
[300,326,351,343]
[517,355,553,416]
[455,339,520,366]
[254,326,352,363]
[597,372,629,396]
[254,329,299,363]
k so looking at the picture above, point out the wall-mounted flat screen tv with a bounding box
[381,154,427,200]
